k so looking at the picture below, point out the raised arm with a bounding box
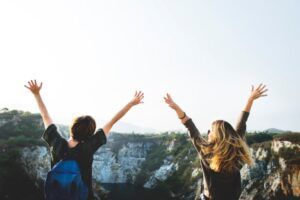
[102,91,144,136]
[164,93,202,139]
[236,84,268,136]
[164,93,189,123]
[164,93,210,161]
[25,80,53,128]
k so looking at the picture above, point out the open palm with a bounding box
[249,84,268,101]
[24,80,43,95]
[164,93,178,110]
[130,91,144,106]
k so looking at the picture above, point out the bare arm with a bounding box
[164,93,203,139]
[236,84,268,136]
[25,80,53,128]
[102,91,144,136]
[244,83,268,112]
[164,93,209,163]
[164,93,189,124]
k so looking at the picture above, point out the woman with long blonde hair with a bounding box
[164,84,268,200]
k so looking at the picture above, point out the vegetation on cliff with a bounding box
[0,108,299,200]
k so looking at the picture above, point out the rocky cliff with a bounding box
[18,132,300,200]
[239,138,300,199]
[0,109,299,200]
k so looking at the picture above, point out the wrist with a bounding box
[173,104,180,111]
[247,97,254,103]
[179,112,186,119]
[128,102,135,107]
[33,93,41,97]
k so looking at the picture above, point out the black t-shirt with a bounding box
[42,124,107,200]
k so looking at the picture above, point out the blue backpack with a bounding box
[45,159,88,200]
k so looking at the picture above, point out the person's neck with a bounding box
[68,138,79,148]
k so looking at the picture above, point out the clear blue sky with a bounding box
[0,0,299,132]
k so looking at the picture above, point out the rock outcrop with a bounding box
[17,132,300,200]
[2,109,298,199]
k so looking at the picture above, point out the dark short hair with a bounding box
[70,115,96,142]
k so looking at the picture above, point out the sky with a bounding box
[0,0,299,133]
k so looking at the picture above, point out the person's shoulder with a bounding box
[92,129,107,141]
[42,124,64,145]
[45,124,57,132]
[84,128,107,153]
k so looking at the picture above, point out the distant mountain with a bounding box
[55,122,156,137]
[247,128,289,134]
[264,128,287,134]
[109,121,156,134]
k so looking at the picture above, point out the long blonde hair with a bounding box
[202,120,253,173]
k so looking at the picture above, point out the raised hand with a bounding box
[249,84,268,101]
[103,91,145,136]
[129,91,144,106]
[164,93,179,110]
[164,93,188,122]
[24,80,43,95]
[24,80,52,128]
[243,83,268,113]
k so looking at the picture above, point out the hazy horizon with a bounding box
[0,1,299,132]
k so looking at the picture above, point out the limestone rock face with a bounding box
[93,141,153,183]
[144,156,179,189]
[272,140,300,153]
[240,141,300,200]
[19,146,50,188]
[18,134,299,200]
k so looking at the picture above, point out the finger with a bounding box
[39,82,43,89]
[164,97,170,103]
[259,85,266,91]
[260,89,268,94]
[167,93,173,100]
[258,86,266,94]
[30,80,35,86]
[28,81,33,87]
[257,83,263,90]
[34,80,37,86]
[139,92,144,98]
[164,95,170,100]
[251,85,254,92]
[24,85,30,89]
[137,91,141,97]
